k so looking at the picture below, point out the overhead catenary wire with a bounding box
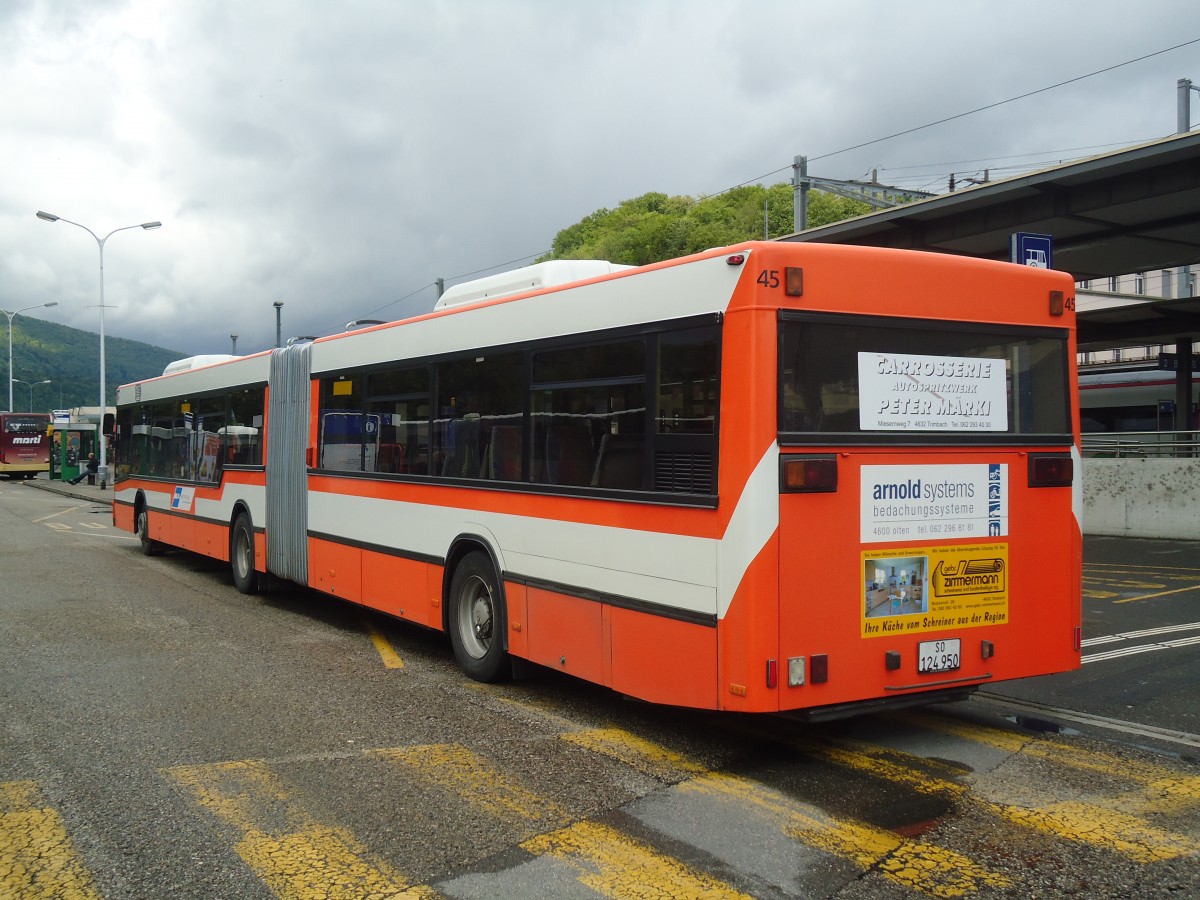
[714,37,1200,196]
[331,39,1199,339]
[322,249,549,336]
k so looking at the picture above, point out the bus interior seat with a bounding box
[376,442,405,474]
[592,433,645,490]
[442,416,482,478]
[484,425,522,480]
[545,424,593,485]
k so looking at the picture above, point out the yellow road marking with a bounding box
[1086,563,1200,573]
[872,714,1200,860]
[897,711,1030,754]
[681,773,1009,898]
[560,727,706,781]
[1084,577,1165,590]
[33,506,85,523]
[560,726,1007,897]
[1082,589,1120,599]
[996,800,1197,863]
[166,760,431,899]
[1114,583,1200,604]
[796,738,970,798]
[521,820,753,900]
[902,712,1200,816]
[0,780,102,900]
[371,744,565,829]
[375,741,751,896]
[363,620,404,669]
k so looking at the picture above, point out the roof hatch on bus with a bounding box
[162,355,239,376]
[435,260,633,309]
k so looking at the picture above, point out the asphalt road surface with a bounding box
[2,480,1197,899]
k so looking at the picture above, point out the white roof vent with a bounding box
[435,260,633,309]
[162,354,238,376]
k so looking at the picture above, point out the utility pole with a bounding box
[1174,77,1198,430]
[792,156,809,233]
[793,153,934,232]
[1178,78,1198,132]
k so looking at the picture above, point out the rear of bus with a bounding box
[0,413,52,478]
[732,243,1080,719]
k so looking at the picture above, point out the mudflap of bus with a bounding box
[775,450,1081,718]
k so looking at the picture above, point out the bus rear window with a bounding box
[779,313,1071,443]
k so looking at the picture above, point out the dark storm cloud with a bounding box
[2,0,1196,355]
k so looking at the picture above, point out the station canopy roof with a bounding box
[781,130,1200,351]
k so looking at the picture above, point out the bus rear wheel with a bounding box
[448,551,509,682]
[230,513,259,595]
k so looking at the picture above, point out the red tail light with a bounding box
[780,456,838,492]
[1028,454,1073,488]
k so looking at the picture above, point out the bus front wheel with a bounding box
[137,505,161,556]
[231,514,259,595]
[448,551,509,682]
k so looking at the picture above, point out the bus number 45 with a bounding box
[757,269,780,289]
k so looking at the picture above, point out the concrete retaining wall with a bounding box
[1082,457,1200,539]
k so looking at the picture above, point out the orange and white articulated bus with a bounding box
[114,242,1081,720]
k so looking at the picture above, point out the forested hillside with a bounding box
[2,315,183,412]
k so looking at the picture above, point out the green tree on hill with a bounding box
[542,184,871,266]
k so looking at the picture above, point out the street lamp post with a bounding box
[11,378,51,412]
[36,211,161,489]
[4,302,58,412]
[273,301,284,348]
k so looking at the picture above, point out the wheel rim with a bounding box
[138,510,149,543]
[456,574,493,660]
[234,528,251,580]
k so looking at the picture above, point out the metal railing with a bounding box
[1081,430,1200,458]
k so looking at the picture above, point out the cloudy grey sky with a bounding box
[3,0,1198,357]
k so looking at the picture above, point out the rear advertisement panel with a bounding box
[860,463,1009,639]
[861,543,1008,638]
[861,463,1007,543]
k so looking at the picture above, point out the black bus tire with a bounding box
[137,504,162,556]
[447,551,509,682]
[230,513,259,595]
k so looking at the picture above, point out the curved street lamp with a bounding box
[11,378,51,412]
[4,302,58,412]
[36,211,161,488]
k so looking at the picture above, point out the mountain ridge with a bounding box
[2,315,185,413]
